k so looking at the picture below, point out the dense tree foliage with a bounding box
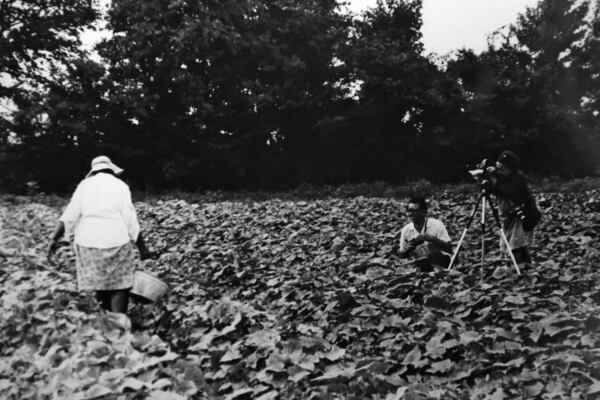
[338,0,467,182]
[91,0,351,190]
[0,0,97,99]
[0,0,98,191]
[1,0,599,192]
[447,0,600,175]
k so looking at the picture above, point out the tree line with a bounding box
[1,0,599,193]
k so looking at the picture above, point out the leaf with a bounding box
[459,331,481,345]
[503,295,525,305]
[425,332,447,358]
[451,367,477,381]
[220,312,243,335]
[428,359,454,374]
[368,257,388,266]
[254,369,273,384]
[287,366,311,383]
[320,347,345,362]
[527,322,544,343]
[310,365,355,385]
[224,388,254,400]
[152,378,173,390]
[544,381,567,398]
[543,353,585,367]
[117,378,147,391]
[484,388,504,400]
[147,391,187,400]
[587,381,600,395]
[493,357,525,368]
[133,352,179,373]
[581,334,596,347]
[189,329,219,351]
[570,235,592,246]
[81,384,113,400]
[245,330,280,349]
[255,390,279,400]
[424,295,452,310]
[220,347,243,363]
[385,387,408,400]
[351,304,380,317]
[524,382,544,397]
[402,345,423,367]
[265,353,287,373]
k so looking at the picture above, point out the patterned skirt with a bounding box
[74,242,135,291]
[500,215,534,251]
[498,198,534,251]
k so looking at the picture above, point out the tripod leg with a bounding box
[448,229,469,271]
[480,196,485,281]
[485,194,521,275]
[480,196,486,270]
[499,228,521,275]
[448,192,484,271]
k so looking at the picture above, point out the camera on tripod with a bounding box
[468,158,496,189]
[449,158,523,275]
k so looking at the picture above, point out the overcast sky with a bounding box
[348,0,540,54]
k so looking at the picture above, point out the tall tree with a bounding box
[338,0,465,182]
[97,0,350,189]
[581,2,600,120]
[0,0,99,192]
[511,0,595,173]
[447,0,600,175]
[0,0,98,103]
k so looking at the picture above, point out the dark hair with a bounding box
[92,168,116,176]
[497,151,521,171]
[408,197,427,211]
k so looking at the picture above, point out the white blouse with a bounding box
[60,173,140,248]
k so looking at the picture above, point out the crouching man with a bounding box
[399,197,453,270]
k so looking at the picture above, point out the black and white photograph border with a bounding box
[2,0,600,399]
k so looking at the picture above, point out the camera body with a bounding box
[468,158,496,188]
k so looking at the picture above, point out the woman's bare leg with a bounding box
[110,289,130,314]
[512,247,532,269]
[95,291,111,310]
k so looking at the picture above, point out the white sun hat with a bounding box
[86,155,124,178]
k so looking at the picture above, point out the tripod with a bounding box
[447,189,521,275]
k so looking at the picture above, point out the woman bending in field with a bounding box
[47,156,156,314]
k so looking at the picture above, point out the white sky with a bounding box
[348,0,540,54]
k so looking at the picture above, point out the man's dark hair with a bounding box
[408,197,427,211]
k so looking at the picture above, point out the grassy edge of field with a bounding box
[1,176,599,207]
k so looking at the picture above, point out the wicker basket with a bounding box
[130,270,168,303]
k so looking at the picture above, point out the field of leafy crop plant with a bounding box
[2,183,600,399]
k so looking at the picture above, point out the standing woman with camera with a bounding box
[487,151,541,270]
